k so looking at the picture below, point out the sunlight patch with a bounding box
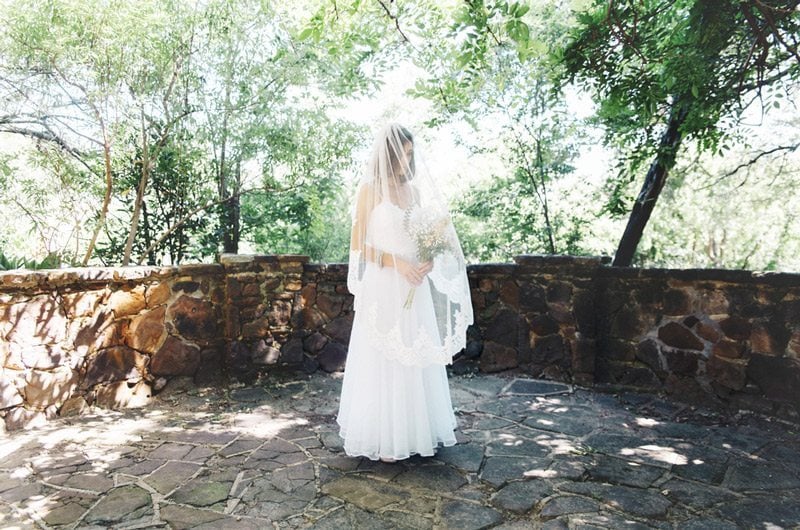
[534,434,578,455]
[635,417,660,427]
[523,468,558,478]
[231,412,308,437]
[501,379,572,397]
[10,467,31,479]
[619,444,688,465]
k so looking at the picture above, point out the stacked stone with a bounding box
[468,256,609,386]
[0,264,224,431]
[3,253,799,430]
[597,267,800,420]
[471,259,800,421]
[221,254,308,382]
[293,263,353,373]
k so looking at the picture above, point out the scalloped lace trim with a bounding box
[357,301,471,367]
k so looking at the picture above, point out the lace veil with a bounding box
[346,123,473,366]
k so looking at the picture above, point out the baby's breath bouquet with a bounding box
[402,207,452,309]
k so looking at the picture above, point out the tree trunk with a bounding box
[82,129,113,266]
[122,110,150,266]
[535,138,556,254]
[612,103,689,266]
[611,1,738,267]
[136,188,256,265]
[221,160,241,253]
[221,200,238,253]
[217,149,242,254]
[217,71,238,254]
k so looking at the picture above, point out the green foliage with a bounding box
[453,167,595,263]
[241,112,364,262]
[635,140,800,271]
[0,143,99,265]
[409,0,590,261]
[97,127,216,265]
[454,174,543,261]
[0,250,65,271]
[0,0,375,264]
[559,0,800,200]
[1,0,798,273]
[295,0,393,96]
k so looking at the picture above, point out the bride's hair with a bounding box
[387,125,415,180]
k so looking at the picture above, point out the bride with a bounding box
[336,123,473,462]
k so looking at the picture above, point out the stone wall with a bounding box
[595,264,800,421]
[465,257,603,384]
[469,256,800,421]
[0,264,226,430]
[2,254,799,430]
[0,255,356,431]
[220,255,354,380]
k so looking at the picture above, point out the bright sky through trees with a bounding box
[1,0,797,270]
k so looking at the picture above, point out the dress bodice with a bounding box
[366,201,417,260]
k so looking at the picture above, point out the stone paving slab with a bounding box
[1,371,799,529]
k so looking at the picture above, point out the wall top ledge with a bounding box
[467,263,518,275]
[599,265,800,285]
[0,265,180,290]
[305,262,349,274]
[514,254,612,267]
[219,253,311,265]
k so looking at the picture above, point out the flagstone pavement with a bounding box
[1,371,799,529]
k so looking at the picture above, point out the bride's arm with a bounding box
[351,184,395,268]
[351,184,423,283]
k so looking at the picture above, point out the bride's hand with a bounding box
[396,258,424,286]
[417,261,433,277]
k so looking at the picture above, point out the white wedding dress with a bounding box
[336,201,459,460]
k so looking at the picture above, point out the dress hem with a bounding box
[336,419,458,462]
[339,437,458,462]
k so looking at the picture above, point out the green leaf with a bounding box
[507,20,530,44]
[298,27,314,41]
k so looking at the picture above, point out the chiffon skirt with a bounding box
[336,307,458,461]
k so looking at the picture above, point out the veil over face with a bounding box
[346,123,473,367]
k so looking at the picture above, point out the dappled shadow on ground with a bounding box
[2,371,799,529]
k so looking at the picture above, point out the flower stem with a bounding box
[403,287,416,309]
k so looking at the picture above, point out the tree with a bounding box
[0,143,96,266]
[0,0,198,265]
[408,0,538,124]
[0,0,383,265]
[408,1,589,257]
[240,111,363,262]
[98,126,216,265]
[635,113,800,271]
[560,0,800,266]
[120,17,197,265]
[191,0,387,255]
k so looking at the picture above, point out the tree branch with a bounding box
[605,1,649,64]
[376,0,411,44]
[752,0,800,66]
[719,142,800,179]
[0,125,82,157]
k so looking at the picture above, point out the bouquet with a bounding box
[402,207,452,309]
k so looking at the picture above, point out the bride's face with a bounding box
[402,141,413,164]
[395,141,414,183]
